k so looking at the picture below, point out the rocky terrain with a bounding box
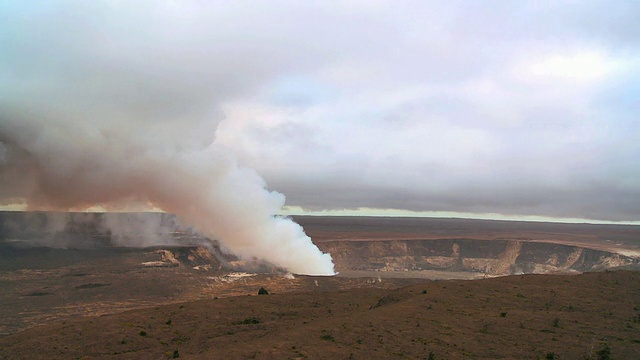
[0,244,424,336]
[2,270,640,359]
[320,239,635,276]
[1,212,640,358]
[2,212,638,277]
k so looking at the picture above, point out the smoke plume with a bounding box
[0,2,334,275]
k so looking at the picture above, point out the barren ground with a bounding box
[2,271,640,359]
[1,214,640,359]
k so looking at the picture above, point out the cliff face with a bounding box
[2,212,638,276]
[317,239,636,276]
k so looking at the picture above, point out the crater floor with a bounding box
[1,212,639,339]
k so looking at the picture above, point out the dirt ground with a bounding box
[1,270,640,359]
[1,215,640,359]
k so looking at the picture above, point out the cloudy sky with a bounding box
[1,1,639,223]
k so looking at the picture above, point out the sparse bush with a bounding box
[166,319,172,325]
[320,334,335,342]
[421,290,428,294]
[258,287,269,295]
[596,343,611,360]
[545,352,556,359]
[172,349,180,358]
[371,294,400,309]
[583,342,611,360]
[500,312,507,317]
[553,318,560,328]
[139,331,147,336]
[428,351,436,360]
[238,317,261,325]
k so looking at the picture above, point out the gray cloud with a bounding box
[1,1,639,223]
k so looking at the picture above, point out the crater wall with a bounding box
[317,239,636,276]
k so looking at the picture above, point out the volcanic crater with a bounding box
[1,212,640,358]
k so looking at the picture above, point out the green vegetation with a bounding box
[595,343,611,360]
[75,283,111,289]
[320,334,335,342]
[583,342,612,360]
[236,317,261,325]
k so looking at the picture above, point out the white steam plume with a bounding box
[0,2,334,275]
[0,119,334,275]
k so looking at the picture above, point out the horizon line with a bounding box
[1,206,638,226]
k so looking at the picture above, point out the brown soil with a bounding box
[0,246,424,336]
[2,214,640,359]
[1,271,640,359]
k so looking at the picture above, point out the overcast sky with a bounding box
[1,1,639,223]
